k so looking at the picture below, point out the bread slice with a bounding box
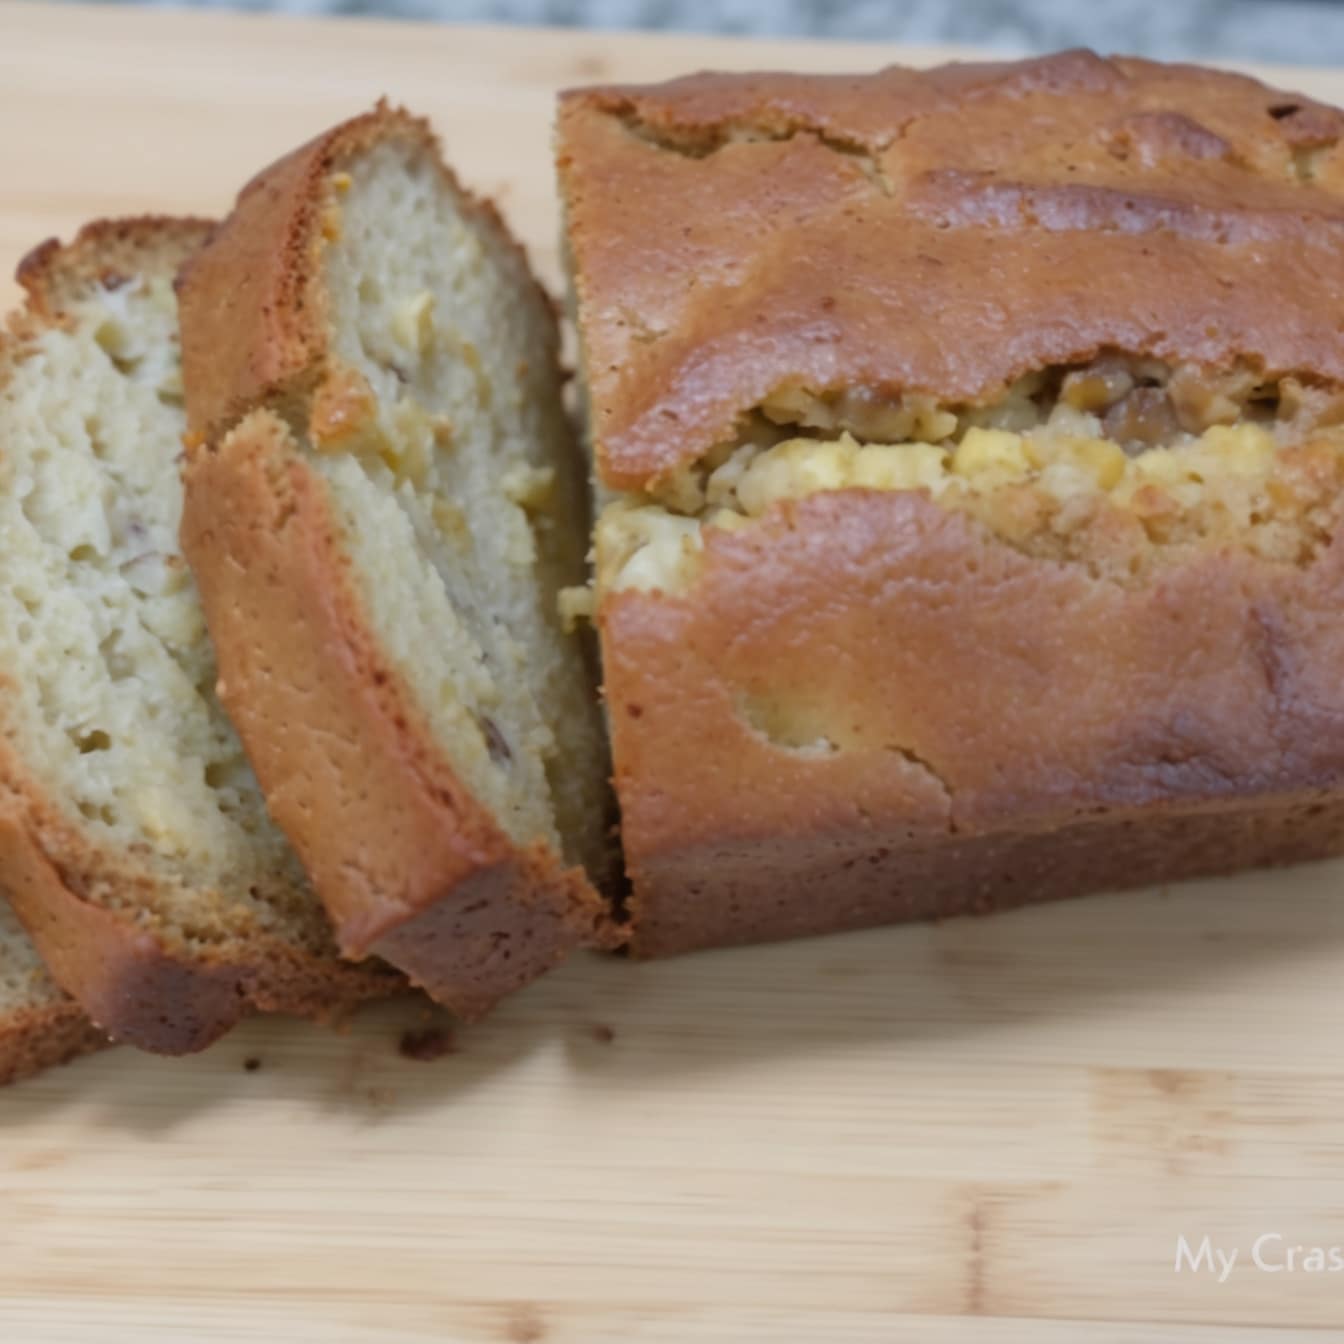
[0,218,398,1053]
[0,899,106,1085]
[177,106,616,1017]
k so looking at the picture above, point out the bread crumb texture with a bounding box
[310,138,609,879]
[0,262,327,951]
[0,899,67,1018]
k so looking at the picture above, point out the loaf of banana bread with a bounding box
[558,51,1344,955]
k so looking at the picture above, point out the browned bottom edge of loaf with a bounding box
[370,853,623,1021]
[625,789,1344,958]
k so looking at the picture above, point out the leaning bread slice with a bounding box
[178,106,616,1017]
[0,218,398,1053]
[0,899,106,1085]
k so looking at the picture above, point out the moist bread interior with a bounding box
[296,139,609,879]
[0,268,319,947]
[593,355,1344,598]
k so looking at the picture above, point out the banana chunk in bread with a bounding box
[560,53,1344,956]
[0,219,396,1052]
[0,899,106,1085]
[179,106,616,1017]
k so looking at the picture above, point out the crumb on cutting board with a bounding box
[398,1026,458,1061]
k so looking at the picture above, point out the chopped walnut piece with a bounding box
[1103,387,1181,450]
[1060,359,1135,413]
[1167,365,1262,433]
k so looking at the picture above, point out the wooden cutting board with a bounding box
[4,4,1344,1339]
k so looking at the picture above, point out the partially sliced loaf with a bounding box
[0,898,106,1085]
[0,218,398,1053]
[178,105,617,1017]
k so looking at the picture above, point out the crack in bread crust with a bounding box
[600,97,898,193]
[592,356,1344,599]
[559,52,1344,490]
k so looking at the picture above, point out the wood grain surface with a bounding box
[3,4,1344,1339]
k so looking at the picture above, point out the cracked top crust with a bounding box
[557,50,1344,490]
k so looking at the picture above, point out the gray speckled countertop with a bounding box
[67,0,1344,66]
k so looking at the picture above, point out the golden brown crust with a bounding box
[558,52,1344,489]
[179,102,552,445]
[602,491,1344,955]
[0,219,396,1054]
[17,216,215,321]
